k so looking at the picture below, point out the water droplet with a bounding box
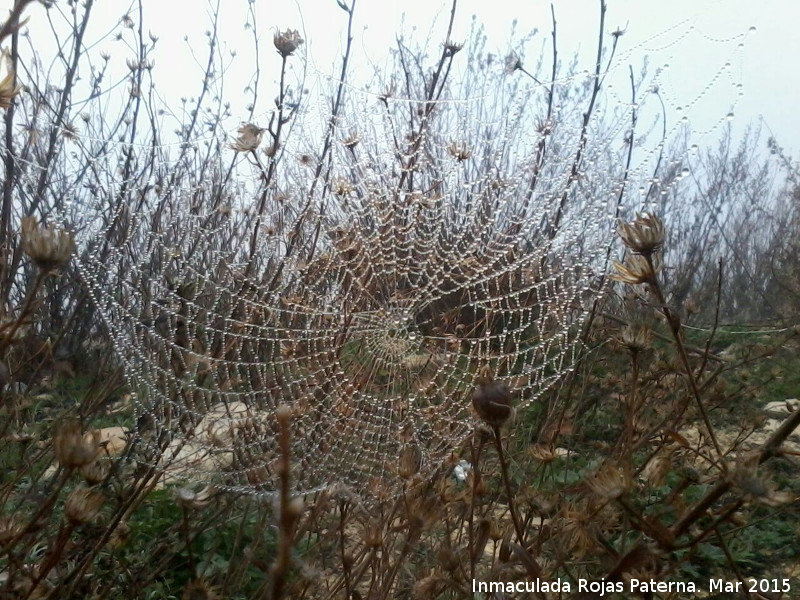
[690,144,699,153]
[726,112,735,121]
[681,167,690,176]
[748,25,757,33]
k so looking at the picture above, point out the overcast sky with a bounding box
[25,0,800,159]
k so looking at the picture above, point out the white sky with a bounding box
[20,0,800,158]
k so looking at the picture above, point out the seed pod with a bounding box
[20,216,75,270]
[54,421,100,469]
[80,460,108,486]
[64,487,105,525]
[472,366,512,428]
[398,443,422,479]
[363,519,383,548]
[273,29,304,57]
[107,520,131,549]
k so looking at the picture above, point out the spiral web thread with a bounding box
[70,21,749,499]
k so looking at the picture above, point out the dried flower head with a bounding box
[528,444,559,463]
[64,487,105,525]
[263,142,278,157]
[331,177,353,197]
[297,153,315,168]
[61,121,79,141]
[20,216,75,270]
[107,520,131,549]
[342,131,360,149]
[80,460,109,486]
[617,212,665,255]
[588,463,631,500]
[0,51,22,109]
[230,123,265,153]
[447,141,472,162]
[560,501,598,558]
[611,254,661,286]
[444,40,464,56]
[273,29,304,57]
[642,452,672,488]
[398,443,422,478]
[472,365,513,428]
[504,51,523,75]
[54,421,100,469]
[362,518,383,548]
[620,323,652,352]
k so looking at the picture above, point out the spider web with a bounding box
[68,18,749,499]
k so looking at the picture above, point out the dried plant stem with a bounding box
[22,522,74,600]
[620,349,639,454]
[599,405,800,589]
[712,526,755,600]
[468,433,485,583]
[180,508,197,576]
[646,256,724,462]
[338,500,352,600]
[698,258,724,378]
[378,533,416,600]
[491,425,548,597]
[269,406,297,600]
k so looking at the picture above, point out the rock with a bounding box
[95,426,129,456]
[763,399,800,418]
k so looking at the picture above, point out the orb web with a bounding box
[64,13,750,499]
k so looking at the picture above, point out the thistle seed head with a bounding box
[20,216,75,270]
[617,212,665,255]
[64,487,105,525]
[620,323,652,352]
[398,443,422,479]
[611,254,661,286]
[588,463,631,500]
[53,421,100,469]
[229,123,264,153]
[273,29,304,57]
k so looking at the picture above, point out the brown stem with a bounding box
[646,255,724,462]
